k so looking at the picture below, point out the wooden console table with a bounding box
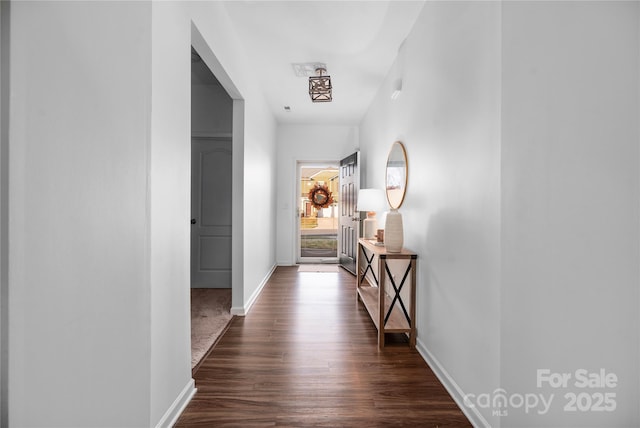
[356,238,417,349]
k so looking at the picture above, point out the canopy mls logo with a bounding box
[463,389,553,416]
[463,368,618,417]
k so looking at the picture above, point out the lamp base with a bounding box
[363,215,377,240]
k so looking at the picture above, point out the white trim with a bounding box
[191,132,232,139]
[155,378,196,428]
[415,338,491,428]
[230,306,245,316]
[230,263,276,316]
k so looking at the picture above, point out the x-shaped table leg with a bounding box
[383,262,412,326]
[359,247,378,286]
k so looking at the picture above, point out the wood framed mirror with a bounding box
[385,141,408,209]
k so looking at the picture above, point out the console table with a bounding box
[356,238,417,349]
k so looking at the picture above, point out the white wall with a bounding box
[361,1,640,427]
[6,1,278,426]
[360,2,501,426]
[149,4,193,425]
[242,96,278,302]
[275,124,359,265]
[501,2,639,427]
[9,2,152,426]
[150,1,277,424]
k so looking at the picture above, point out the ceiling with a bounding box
[301,167,339,182]
[221,1,425,125]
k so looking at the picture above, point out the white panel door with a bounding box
[191,137,232,288]
[339,152,361,274]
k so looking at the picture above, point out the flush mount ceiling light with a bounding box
[309,67,332,103]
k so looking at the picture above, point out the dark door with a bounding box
[338,152,361,274]
[191,137,232,288]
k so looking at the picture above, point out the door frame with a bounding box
[0,2,8,423]
[191,24,244,313]
[295,160,340,264]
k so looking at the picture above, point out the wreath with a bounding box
[308,183,335,209]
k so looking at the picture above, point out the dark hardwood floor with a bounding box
[175,266,471,427]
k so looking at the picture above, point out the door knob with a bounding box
[191,219,196,225]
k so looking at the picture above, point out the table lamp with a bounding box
[356,189,386,240]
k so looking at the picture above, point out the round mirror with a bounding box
[385,141,408,209]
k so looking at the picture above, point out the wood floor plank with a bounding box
[175,266,471,427]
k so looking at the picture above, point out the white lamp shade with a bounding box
[357,188,386,240]
[356,189,386,212]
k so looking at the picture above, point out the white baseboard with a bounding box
[415,338,491,428]
[230,263,277,316]
[230,307,245,315]
[155,378,196,428]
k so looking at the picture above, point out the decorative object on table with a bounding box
[356,188,386,240]
[384,141,408,253]
[384,209,403,252]
[376,229,384,243]
[308,183,334,209]
[309,66,332,103]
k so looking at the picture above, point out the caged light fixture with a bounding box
[308,66,332,103]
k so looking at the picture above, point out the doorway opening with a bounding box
[190,46,232,288]
[297,163,339,264]
[190,45,233,370]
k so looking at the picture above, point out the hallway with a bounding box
[176,267,471,427]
